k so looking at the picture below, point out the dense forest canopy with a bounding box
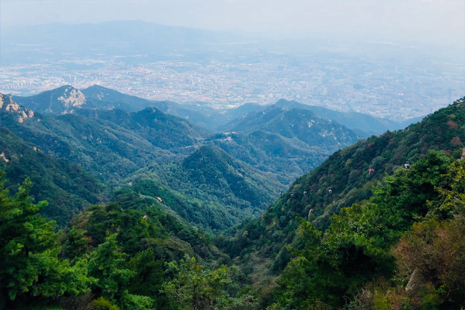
[3,148,465,309]
[1,87,465,309]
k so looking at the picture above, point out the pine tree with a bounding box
[0,170,90,308]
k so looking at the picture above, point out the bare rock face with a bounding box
[11,85,88,115]
[0,152,9,162]
[405,268,421,296]
[57,88,86,109]
[0,94,34,123]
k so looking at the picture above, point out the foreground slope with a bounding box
[221,97,465,273]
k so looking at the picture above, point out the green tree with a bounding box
[128,248,164,301]
[273,152,459,309]
[61,226,91,260]
[88,234,153,310]
[0,171,90,308]
[88,234,132,302]
[163,255,236,310]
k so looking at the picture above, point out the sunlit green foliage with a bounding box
[163,255,258,310]
[219,98,465,276]
[0,171,90,309]
[272,151,465,309]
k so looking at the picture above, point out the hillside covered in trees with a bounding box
[3,128,465,309]
[2,86,465,309]
[0,89,366,230]
[215,97,465,307]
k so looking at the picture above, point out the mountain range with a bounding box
[12,85,422,135]
[1,86,372,230]
[3,80,465,309]
[2,86,426,231]
[221,96,465,284]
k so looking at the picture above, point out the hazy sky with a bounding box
[1,0,464,46]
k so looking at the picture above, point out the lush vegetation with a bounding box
[270,150,465,309]
[0,108,172,183]
[219,98,465,273]
[75,106,207,152]
[209,104,364,184]
[0,128,105,227]
[1,93,286,230]
[1,89,375,230]
[12,86,148,114]
[0,170,260,310]
[123,145,286,231]
[4,149,465,309]
[3,87,465,309]
[220,106,359,149]
[271,99,423,136]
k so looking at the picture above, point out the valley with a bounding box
[3,85,399,230]
[1,86,465,310]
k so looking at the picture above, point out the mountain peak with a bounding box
[83,84,108,90]
[11,85,86,114]
[0,94,35,123]
[55,87,86,110]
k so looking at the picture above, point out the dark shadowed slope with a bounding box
[0,127,105,226]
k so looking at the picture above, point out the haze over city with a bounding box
[2,1,465,309]
[1,0,464,121]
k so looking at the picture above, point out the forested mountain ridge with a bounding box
[81,85,155,112]
[2,94,465,309]
[208,106,361,184]
[13,85,168,114]
[220,106,360,151]
[12,85,92,114]
[75,106,207,152]
[123,145,286,231]
[273,99,424,135]
[1,92,371,231]
[0,128,105,226]
[220,99,423,137]
[269,150,465,309]
[11,85,257,131]
[206,130,337,184]
[219,97,465,283]
[12,85,422,135]
[0,103,174,182]
[0,95,284,231]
